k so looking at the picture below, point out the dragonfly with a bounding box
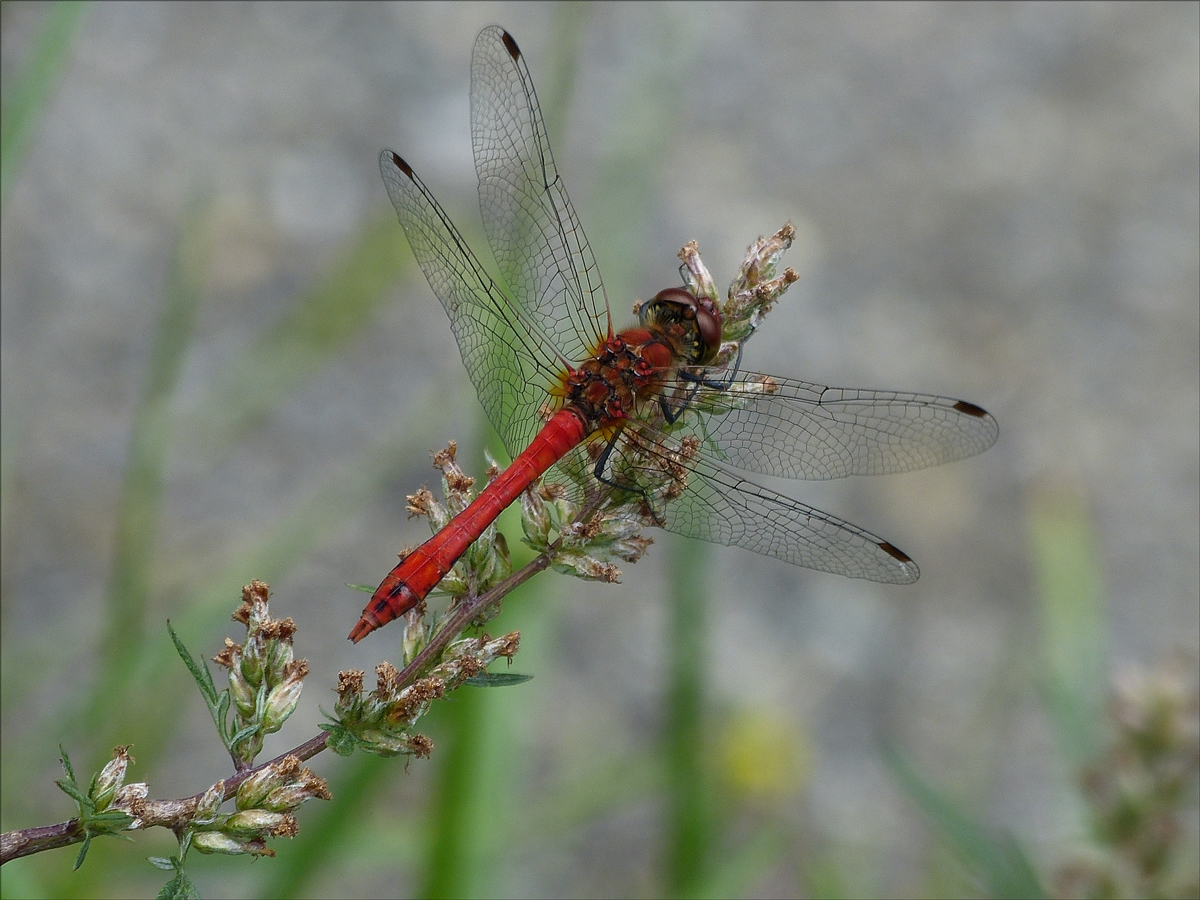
[351,26,998,642]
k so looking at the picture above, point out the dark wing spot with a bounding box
[388,152,414,179]
[953,400,989,418]
[502,30,521,61]
[879,541,913,563]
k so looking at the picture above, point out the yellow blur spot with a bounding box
[717,707,812,800]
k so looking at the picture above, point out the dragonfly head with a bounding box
[639,288,722,367]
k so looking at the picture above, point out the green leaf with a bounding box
[0,1,88,208]
[345,583,376,594]
[1026,487,1108,764]
[885,746,1044,900]
[73,834,91,871]
[58,745,78,784]
[156,868,200,900]
[168,622,218,704]
[463,672,533,688]
[147,856,176,871]
[229,722,261,748]
[55,775,91,807]
[90,810,135,830]
[319,723,359,757]
[214,689,232,743]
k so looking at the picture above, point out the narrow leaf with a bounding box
[90,810,135,830]
[463,672,533,688]
[58,745,78,783]
[214,690,232,744]
[229,722,261,748]
[73,834,91,871]
[55,777,91,807]
[885,746,1043,899]
[168,622,218,704]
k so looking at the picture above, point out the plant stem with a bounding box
[0,551,555,866]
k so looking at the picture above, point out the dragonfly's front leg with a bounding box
[661,331,753,424]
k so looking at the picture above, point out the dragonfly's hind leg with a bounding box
[590,429,670,527]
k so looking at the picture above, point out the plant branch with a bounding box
[0,552,554,866]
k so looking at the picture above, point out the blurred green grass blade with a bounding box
[694,828,789,900]
[44,184,207,882]
[11,384,448,836]
[100,381,447,729]
[418,411,529,900]
[667,536,713,896]
[802,855,850,900]
[421,669,491,900]
[93,195,209,716]
[1026,484,1108,764]
[0,1,88,209]
[536,1,592,151]
[257,753,392,900]
[885,746,1044,900]
[0,856,45,898]
[179,213,409,463]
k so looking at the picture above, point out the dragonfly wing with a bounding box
[668,372,998,480]
[471,26,611,363]
[379,151,561,457]
[591,429,920,583]
[667,458,920,582]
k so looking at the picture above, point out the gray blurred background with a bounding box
[2,2,1197,898]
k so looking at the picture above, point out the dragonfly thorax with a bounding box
[562,331,676,427]
[637,287,722,367]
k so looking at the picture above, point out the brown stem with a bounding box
[1,553,554,866]
[393,549,553,688]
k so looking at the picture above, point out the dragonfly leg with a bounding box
[661,331,753,424]
[591,429,670,527]
[659,380,701,424]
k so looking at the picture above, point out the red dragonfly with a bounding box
[351,27,997,642]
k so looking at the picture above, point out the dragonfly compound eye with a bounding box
[643,288,723,366]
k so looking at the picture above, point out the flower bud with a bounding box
[481,632,520,662]
[235,581,271,629]
[262,675,304,733]
[611,534,653,563]
[552,550,620,582]
[236,765,285,811]
[228,663,257,719]
[240,632,265,685]
[92,745,133,812]
[520,485,551,545]
[359,729,434,758]
[264,638,294,688]
[262,771,332,812]
[114,782,149,806]
[192,830,267,856]
[335,670,365,721]
[223,809,294,835]
[193,780,226,826]
[401,612,427,667]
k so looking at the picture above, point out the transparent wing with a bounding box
[471,26,612,365]
[661,372,1000,479]
[379,151,563,455]
[658,455,920,583]
[551,429,921,584]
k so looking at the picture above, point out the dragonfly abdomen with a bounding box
[350,406,589,642]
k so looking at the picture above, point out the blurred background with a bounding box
[2,2,1196,898]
